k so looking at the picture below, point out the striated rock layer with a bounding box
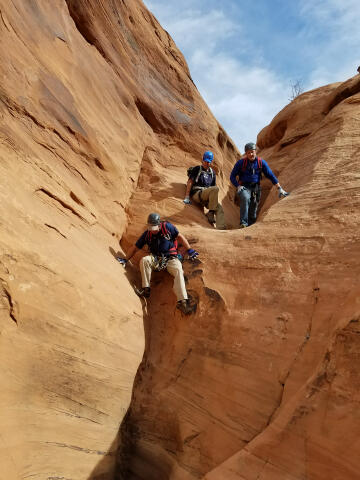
[1,1,360,480]
[199,76,360,480]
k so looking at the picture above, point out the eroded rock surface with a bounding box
[120,79,360,479]
[200,77,360,480]
[0,0,238,479]
[1,1,360,480]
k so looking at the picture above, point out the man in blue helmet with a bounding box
[183,151,226,229]
[230,142,288,228]
[116,212,199,315]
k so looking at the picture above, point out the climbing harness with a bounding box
[150,254,169,271]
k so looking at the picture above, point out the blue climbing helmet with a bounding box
[203,151,214,163]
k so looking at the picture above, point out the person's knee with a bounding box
[140,255,152,267]
[173,261,183,275]
[175,269,184,279]
[168,259,182,272]
[208,186,219,199]
[191,192,200,204]
[240,190,250,201]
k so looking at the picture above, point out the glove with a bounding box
[278,186,289,198]
[237,185,244,194]
[187,248,199,260]
[116,257,128,266]
[183,196,191,204]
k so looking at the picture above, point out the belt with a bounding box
[191,186,205,199]
[242,182,260,189]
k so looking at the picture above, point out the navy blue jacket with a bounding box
[135,222,178,256]
[230,157,278,188]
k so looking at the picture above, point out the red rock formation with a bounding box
[201,76,360,480]
[1,1,360,480]
[120,75,360,480]
[0,0,238,479]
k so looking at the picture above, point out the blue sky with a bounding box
[144,0,360,151]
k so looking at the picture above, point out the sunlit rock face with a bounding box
[199,77,360,480]
[0,0,238,479]
[121,75,360,479]
[1,1,360,479]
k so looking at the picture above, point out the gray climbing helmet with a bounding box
[147,212,161,225]
[244,142,256,151]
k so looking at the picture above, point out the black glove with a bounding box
[187,248,199,260]
[116,257,128,266]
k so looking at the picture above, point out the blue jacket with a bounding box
[230,157,278,188]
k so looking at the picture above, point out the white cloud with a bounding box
[189,49,288,144]
[159,9,237,50]
[299,0,360,88]
[144,0,360,148]
[144,1,289,147]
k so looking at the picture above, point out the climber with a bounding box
[183,151,226,229]
[116,213,198,315]
[230,142,288,228]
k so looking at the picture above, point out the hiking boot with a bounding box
[135,287,151,298]
[176,299,194,315]
[206,210,216,225]
[239,223,247,229]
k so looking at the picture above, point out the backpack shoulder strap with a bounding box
[257,157,263,169]
[241,158,248,171]
[195,165,202,184]
[160,222,178,255]
[160,221,168,236]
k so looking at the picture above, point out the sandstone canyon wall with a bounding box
[0,1,360,480]
[0,1,238,479]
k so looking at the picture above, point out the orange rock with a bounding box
[1,0,360,479]
[0,0,238,478]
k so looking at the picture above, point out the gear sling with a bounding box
[241,157,263,201]
[145,222,179,271]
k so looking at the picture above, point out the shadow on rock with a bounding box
[111,257,227,479]
[86,434,120,480]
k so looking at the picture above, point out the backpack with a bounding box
[187,165,214,185]
[145,221,178,257]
